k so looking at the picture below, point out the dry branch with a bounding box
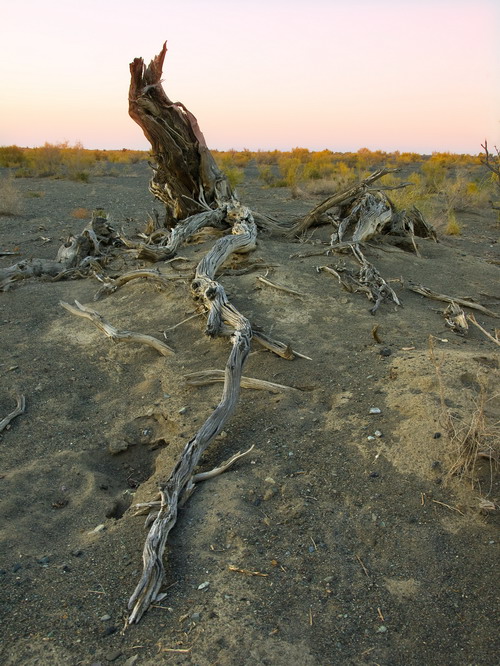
[92,268,174,300]
[319,244,401,314]
[0,394,26,433]
[184,369,300,392]
[467,313,500,346]
[60,300,174,356]
[410,285,499,318]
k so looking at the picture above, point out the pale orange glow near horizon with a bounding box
[1,0,499,154]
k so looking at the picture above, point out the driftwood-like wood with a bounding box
[184,369,300,393]
[125,44,270,623]
[292,168,397,235]
[128,210,256,623]
[320,244,401,314]
[60,300,175,356]
[443,302,469,336]
[410,285,499,318]
[129,42,234,228]
[291,168,436,254]
[0,210,116,291]
[92,268,174,300]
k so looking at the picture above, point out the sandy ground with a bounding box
[0,163,499,665]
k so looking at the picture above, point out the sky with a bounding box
[1,0,499,154]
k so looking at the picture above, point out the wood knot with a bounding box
[205,286,218,301]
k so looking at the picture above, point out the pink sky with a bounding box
[1,0,499,154]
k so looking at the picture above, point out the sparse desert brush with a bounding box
[0,145,27,168]
[421,156,448,193]
[304,178,339,196]
[25,190,45,198]
[441,171,491,211]
[71,207,91,219]
[278,156,302,188]
[0,177,22,215]
[429,339,499,493]
[445,210,461,235]
[223,165,245,188]
[257,164,278,186]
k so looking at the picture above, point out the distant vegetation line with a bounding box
[1,142,497,236]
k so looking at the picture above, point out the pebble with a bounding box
[380,348,392,357]
[178,406,188,414]
[198,581,210,590]
[37,556,50,565]
[191,612,201,621]
[369,408,382,414]
[71,549,84,557]
[374,430,383,438]
[100,614,111,621]
[377,625,388,633]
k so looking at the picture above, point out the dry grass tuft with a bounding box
[0,177,23,216]
[429,337,499,494]
[71,207,91,219]
[445,210,461,235]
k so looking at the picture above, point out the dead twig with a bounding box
[257,275,305,298]
[431,499,465,516]
[467,313,500,346]
[228,566,269,577]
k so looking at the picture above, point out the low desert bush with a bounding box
[445,210,461,235]
[0,177,22,215]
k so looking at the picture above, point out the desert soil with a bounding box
[0,163,499,665]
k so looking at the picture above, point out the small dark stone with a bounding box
[431,460,441,469]
[433,432,442,439]
[434,478,442,485]
[380,348,392,357]
[103,626,117,636]
[37,556,50,565]
[12,563,22,573]
[0,569,7,575]
[60,564,71,572]
[369,472,379,478]
[71,549,84,557]
[253,497,262,507]
[105,649,122,661]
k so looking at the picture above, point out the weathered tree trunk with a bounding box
[126,43,264,623]
[129,42,234,228]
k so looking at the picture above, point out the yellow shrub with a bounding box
[445,210,461,235]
